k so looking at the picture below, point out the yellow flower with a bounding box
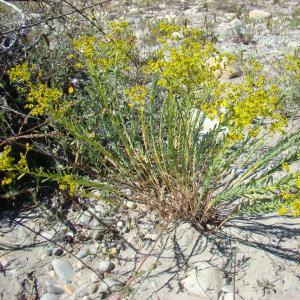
[125,85,148,108]
[282,162,290,172]
[68,86,74,94]
[278,207,289,215]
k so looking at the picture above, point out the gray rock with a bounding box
[52,259,74,281]
[222,284,234,293]
[222,64,243,79]
[249,10,271,20]
[99,260,115,273]
[217,18,245,40]
[52,248,64,256]
[46,248,53,256]
[40,294,59,300]
[100,278,123,293]
[94,203,108,214]
[77,248,90,259]
[44,279,56,286]
[46,284,65,294]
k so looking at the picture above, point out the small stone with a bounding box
[222,64,243,79]
[222,285,234,293]
[110,247,119,256]
[76,261,83,269]
[64,232,74,243]
[52,259,74,282]
[49,270,55,278]
[99,260,115,273]
[46,284,65,294]
[64,284,75,294]
[40,294,59,300]
[121,227,130,234]
[77,248,90,259]
[82,296,91,300]
[116,221,124,228]
[45,279,56,286]
[249,10,271,20]
[46,248,53,256]
[144,233,157,241]
[88,283,98,294]
[101,247,108,254]
[53,248,64,256]
[125,200,137,209]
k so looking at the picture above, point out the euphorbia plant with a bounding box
[2,21,300,229]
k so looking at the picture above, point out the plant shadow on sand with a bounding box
[119,214,300,299]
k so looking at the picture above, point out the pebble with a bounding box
[88,283,98,294]
[77,248,90,259]
[52,259,74,282]
[64,232,74,243]
[122,227,130,234]
[53,248,64,256]
[110,247,119,256]
[76,260,83,269]
[45,279,56,286]
[46,248,53,256]
[125,201,137,209]
[99,260,115,273]
[222,64,243,79]
[116,221,124,228]
[40,294,59,300]
[249,9,271,20]
[46,284,65,294]
[222,284,234,293]
[64,284,75,294]
[49,270,55,278]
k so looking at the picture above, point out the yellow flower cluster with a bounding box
[0,146,16,186]
[0,143,31,186]
[201,60,287,140]
[59,175,80,196]
[125,84,148,108]
[73,21,134,73]
[8,63,63,116]
[145,22,220,91]
[284,54,300,81]
[277,163,300,217]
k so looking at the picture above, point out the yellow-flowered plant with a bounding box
[73,21,135,73]
[284,54,300,81]
[8,63,64,116]
[59,175,80,196]
[4,21,300,226]
[0,143,31,186]
[125,84,148,108]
